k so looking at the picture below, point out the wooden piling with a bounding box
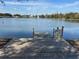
[53,28,55,38]
[61,26,64,38]
[33,27,34,39]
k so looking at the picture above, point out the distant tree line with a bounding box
[0,13,32,18]
[0,13,13,18]
[0,12,79,19]
[38,12,79,19]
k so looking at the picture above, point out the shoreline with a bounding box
[0,17,79,22]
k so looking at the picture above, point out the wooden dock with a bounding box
[0,26,78,59]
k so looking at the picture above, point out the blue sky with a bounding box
[0,0,79,15]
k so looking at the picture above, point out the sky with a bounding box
[0,0,79,15]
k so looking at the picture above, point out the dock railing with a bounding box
[32,26,64,40]
[53,26,64,42]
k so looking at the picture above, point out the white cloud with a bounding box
[1,1,51,6]
[0,1,79,8]
[59,1,79,8]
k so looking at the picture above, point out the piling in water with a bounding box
[32,27,35,39]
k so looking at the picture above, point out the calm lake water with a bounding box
[0,18,79,40]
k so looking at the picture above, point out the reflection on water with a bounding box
[0,18,79,39]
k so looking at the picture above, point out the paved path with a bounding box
[0,37,79,59]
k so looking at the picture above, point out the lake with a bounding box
[0,18,79,40]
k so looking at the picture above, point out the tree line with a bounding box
[0,12,79,19]
[38,12,79,19]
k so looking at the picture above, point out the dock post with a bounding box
[61,26,64,38]
[33,27,34,39]
[57,27,59,31]
[53,28,55,39]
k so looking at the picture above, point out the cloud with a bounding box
[0,1,79,15]
[0,1,79,8]
[0,1,51,6]
[57,1,79,8]
[55,1,79,8]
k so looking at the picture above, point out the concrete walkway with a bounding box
[0,37,79,59]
